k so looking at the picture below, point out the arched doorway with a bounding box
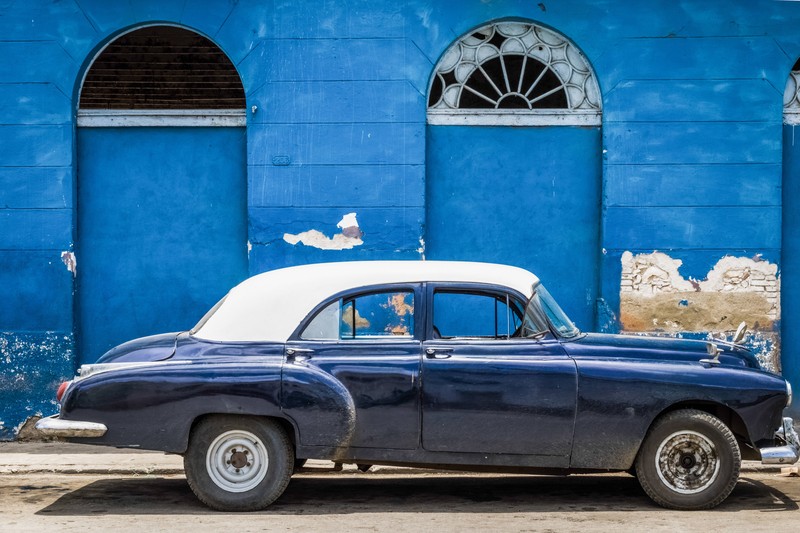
[76,26,248,363]
[425,21,603,329]
[782,61,800,390]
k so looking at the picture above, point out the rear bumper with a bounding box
[760,417,800,465]
[35,415,107,438]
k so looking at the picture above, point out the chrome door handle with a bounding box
[425,347,453,359]
[286,348,314,356]
[286,347,314,363]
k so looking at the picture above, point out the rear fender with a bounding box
[61,360,285,453]
[281,364,356,449]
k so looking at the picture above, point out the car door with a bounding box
[421,283,578,467]
[284,284,422,450]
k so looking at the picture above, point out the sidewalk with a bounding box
[0,441,787,476]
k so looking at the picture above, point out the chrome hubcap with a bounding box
[655,430,720,494]
[206,430,268,493]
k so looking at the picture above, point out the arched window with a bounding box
[78,26,245,127]
[427,21,601,126]
[785,60,800,125]
[424,20,602,330]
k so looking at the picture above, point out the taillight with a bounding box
[56,381,71,402]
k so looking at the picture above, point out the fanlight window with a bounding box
[784,59,800,125]
[427,21,601,126]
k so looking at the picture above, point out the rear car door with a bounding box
[421,283,578,467]
[284,284,422,450]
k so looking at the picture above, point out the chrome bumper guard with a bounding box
[35,415,107,438]
[760,417,800,465]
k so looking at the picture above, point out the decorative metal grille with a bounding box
[427,21,601,126]
[784,60,800,125]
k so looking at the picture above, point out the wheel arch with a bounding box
[183,413,299,455]
[643,400,758,461]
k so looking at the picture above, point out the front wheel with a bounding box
[184,416,293,511]
[635,409,741,510]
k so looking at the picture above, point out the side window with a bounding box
[301,290,414,340]
[433,290,524,340]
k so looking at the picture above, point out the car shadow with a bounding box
[36,474,798,516]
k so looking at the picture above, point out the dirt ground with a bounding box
[1,469,798,532]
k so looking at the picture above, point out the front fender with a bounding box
[281,364,356,448]
[570,359,789,469]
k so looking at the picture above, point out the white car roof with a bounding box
[193,260,540,343]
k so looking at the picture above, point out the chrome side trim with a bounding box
[35,416,107,438]
[76,360,188,382]
[761,417,800,465]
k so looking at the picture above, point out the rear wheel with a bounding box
[184,416,293,511]
[635,409,740,510]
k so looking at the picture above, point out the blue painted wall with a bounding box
[3,0,800,436]
[425,125,602,330]
[76,127,249,363]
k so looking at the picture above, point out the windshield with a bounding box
[523,284,580,339]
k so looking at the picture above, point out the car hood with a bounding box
[95,332,183,363]
[564,332,761,369]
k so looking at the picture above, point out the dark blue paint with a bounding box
[421,340,576,463]
[285,341,421,449]
[96,332,180,364]
[425,125,601,330]
[77,127,248,363]
[57,279,789,470]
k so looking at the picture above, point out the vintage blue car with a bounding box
[36,261,798,511]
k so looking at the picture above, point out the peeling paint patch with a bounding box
[0,332,74,440]
[60,250,76,276]
[619,252,780,369]
[283,212,364,250]
[621,251,779,332]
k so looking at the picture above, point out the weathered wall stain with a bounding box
[283,212,364,250]
[620,251,780,370]
[60,250,76,276]
[0,332,74,440]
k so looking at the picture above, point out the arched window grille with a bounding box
[784,59,800,125]
[78,26,245,127]
[427,21,601,126]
